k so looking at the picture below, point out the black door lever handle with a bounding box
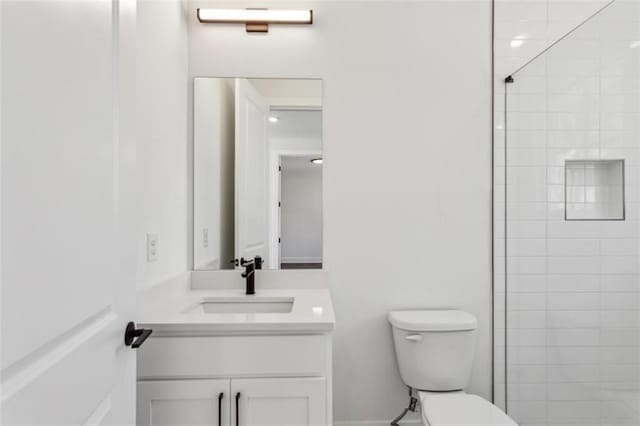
[124,321,152,348]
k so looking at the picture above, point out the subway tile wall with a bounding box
[494,1,640,425]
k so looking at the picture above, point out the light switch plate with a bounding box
[147,233,159,262]
[203,228,209,248]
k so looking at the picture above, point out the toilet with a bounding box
[388,310,517,426]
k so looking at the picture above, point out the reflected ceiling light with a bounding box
[268,116,279,123]
[310,158,323,165]
[510,34,528,49]
[630,40,640,49]
[197,8,313,33]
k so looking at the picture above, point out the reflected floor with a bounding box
[280,263,322,270]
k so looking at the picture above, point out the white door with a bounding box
[234,79,269,265]
[1,1,138,425]
[138,380,231,426]
[231,378,326,426]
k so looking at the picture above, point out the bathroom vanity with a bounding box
[135,286,335,426]
[135,76,332,425]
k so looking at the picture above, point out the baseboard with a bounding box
[281,256,322,263]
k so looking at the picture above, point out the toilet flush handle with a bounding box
[405,334,423,342]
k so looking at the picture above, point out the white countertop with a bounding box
[137,288,335,335]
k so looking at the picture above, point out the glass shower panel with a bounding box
[503,1,640,425]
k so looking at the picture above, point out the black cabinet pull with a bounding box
[235,392,241,426]
[124,322,152,349]
[218,392,224,426]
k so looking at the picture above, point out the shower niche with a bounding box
[565,159,625,221]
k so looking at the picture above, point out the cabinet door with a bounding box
[231,378,326,426]
[138,379,230,426]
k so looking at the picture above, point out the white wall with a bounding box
[137,0,190,289]
[193,78,235,270]
[280,161,323,264]
[188,1,493,423]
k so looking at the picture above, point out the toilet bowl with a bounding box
[419,391,515,426]
[388,310,517,426]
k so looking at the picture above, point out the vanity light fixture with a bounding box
[310,158,323,165]
[196,8,313,33]
[268,116,280,123]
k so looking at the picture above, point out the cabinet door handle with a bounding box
[235,392,241,426]
[218,392,224,426]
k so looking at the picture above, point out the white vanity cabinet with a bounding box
[138,379,230,426]
[231,377,326,426]
[137,377,325,426]
[136,333,332,426]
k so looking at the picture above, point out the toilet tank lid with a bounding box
[388,310,477,331]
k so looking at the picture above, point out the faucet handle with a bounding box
[254,256,263,269]
[241,260,255,278]
[240,257,254,267]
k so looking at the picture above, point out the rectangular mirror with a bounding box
[193,78,323,270]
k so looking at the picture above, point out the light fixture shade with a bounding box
[197,8,313,25]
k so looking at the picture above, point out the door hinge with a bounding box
[278,165,282,172]
[278,201,281,207]
[278,237,281,243]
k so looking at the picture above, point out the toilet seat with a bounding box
[419,391,517,426]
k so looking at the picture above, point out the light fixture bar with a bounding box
[197,9,313,32]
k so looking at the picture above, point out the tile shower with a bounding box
[494,1,640,425]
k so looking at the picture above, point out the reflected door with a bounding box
[234,79,269,264]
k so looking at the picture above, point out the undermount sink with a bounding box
[193,297,295,314]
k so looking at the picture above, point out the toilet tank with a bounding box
[388,310,477,391]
